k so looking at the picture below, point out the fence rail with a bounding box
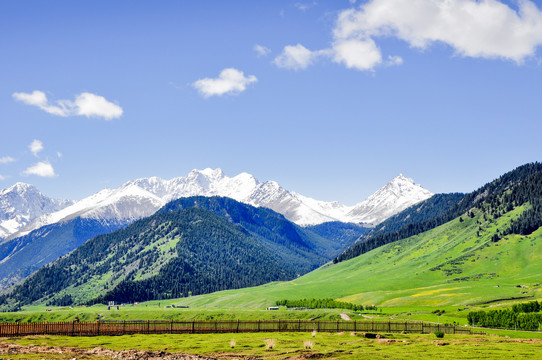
[0,319,485,337]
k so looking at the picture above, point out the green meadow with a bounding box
[2,331,542,359]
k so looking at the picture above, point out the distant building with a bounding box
[267,306,279,310]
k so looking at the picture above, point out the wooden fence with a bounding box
[0,320,485,337]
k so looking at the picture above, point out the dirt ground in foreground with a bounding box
[0,341,221,360]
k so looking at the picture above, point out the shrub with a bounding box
[434,331,445,338]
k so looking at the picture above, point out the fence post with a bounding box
[72,321,75,336]
[317,321,320,332]
[388,320,391,332]
[421,321,424,334]
[97,320,100,336]
[16,322,20,337]
[258,320,260,332]
[278,319,280,332]
[299,319,301,332]
[236,320,240,333]
[191,321,195,334]
[171,320,173,334]
[337,320,339,332]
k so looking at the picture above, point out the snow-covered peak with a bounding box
[0,183,74,239]
[2,182,33,193]
[346,174,433,225]
[5,169,434,238]
[196,168,225,179]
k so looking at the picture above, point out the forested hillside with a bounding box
[304,221,368,252]
[0,197,352,309]
[362,193,464,239]
[337,162,542,263]
[0,218,126,289]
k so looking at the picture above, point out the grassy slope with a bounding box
[167,205,542,309]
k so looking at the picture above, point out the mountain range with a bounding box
[2,163,541,309]
[108,162,542,309]
[0,196,363,307]
[0,168,432,296]
[3,169,433,241]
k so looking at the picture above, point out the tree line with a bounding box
[468,301,542,331]
[275,298,377,312]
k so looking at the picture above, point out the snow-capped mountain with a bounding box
[345,174,434,225]
[0,183,74,239]
[10,169,433,240]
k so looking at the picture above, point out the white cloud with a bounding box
[57,152,63,158]
[276,0,542,73]
[349,0,357,4]
[193,68,258,98]
[254,44,271,57]
[0,156,15,164]
[294,2,317,11]
[385,55,404,67]
[334,0,542,64]
[274,44,325,70]
[23,161,56,178]
[29,139,43,157]
[12,90,68,116]
[0,175,6,181]
[332,38,382,71]
[13,90,123,120]
[73,93,123,119]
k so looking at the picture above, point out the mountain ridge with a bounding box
[6,169,433,240]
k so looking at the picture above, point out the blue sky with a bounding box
[1,0,542,204]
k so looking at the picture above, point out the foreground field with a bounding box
[1,331,542,359]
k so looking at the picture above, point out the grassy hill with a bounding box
[168,203,542,309]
